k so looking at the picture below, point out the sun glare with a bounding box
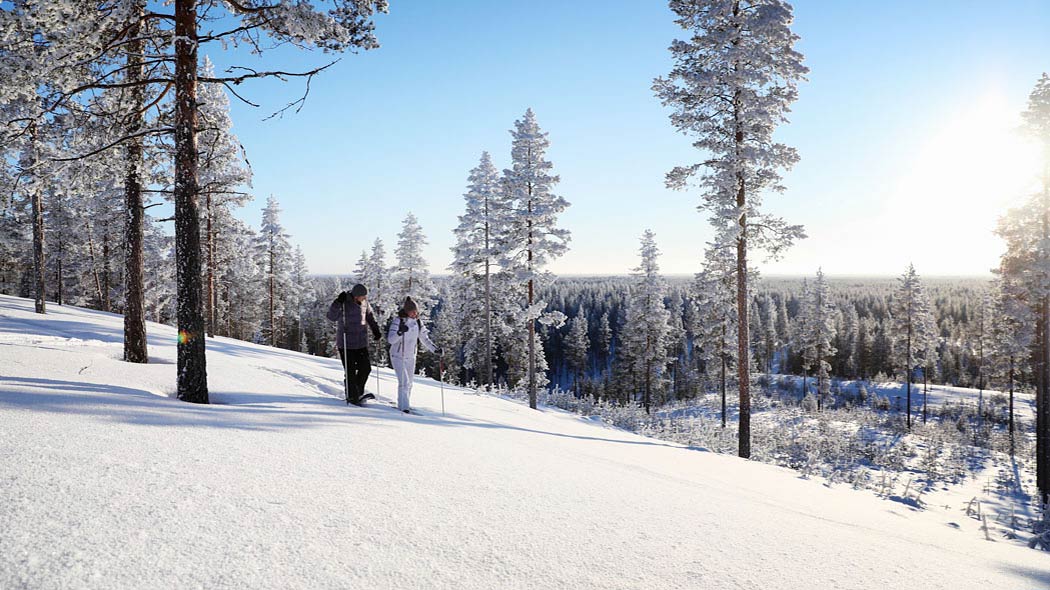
[886,91,1042,273]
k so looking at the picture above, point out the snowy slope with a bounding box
[1,294,1047,589]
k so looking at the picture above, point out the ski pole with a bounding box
[375,349,381,398]
[439,352,445,416]
[342,299,350,405]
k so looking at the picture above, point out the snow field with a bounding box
[1,294,1048,589]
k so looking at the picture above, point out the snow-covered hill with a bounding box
[1,294,1047,589]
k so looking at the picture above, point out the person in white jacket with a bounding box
[387,296,438,413]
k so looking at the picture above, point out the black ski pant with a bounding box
[339,347,372,402]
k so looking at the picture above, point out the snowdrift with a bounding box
[0,294,1047,589]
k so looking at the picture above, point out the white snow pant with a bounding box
[391,355,416,411]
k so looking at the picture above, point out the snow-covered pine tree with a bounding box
[198,57,253,340]
[622,230,673,413]
[565,308,590,395]
[451,152,506,386]
[890,264,935,429]
[256,196,293,347]
[695,242,738,427]
[800,269,836,411]
[991,276,1034,445]
[499,109,571,409]
[393,213,437,317]
[998,73,1050,501]
[654,0,808,457]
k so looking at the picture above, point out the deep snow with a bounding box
[1,294,1048,589]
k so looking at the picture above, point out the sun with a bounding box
[882,91,1043,274]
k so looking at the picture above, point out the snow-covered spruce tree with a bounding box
[565,307,590,395]
[287,246,314,352]
[217,215,263,341]
[800,269,836,411]
[653,0,807,457]
[256,196,293,347]
[598,310,613,376]
[890,264,935,429]
[451,151,505,386]
[972,291,995,422]
[667,291,687,400]
[623,230,673,413]
[393,212,437,317]
[429,281,466,384]
[356,238,394,364]
[695,242,738,427]
[991,276,1033,444]
[499,109,571,409]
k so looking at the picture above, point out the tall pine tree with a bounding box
[654,0,807,457]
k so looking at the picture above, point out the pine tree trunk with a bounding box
[123,3,150,359]
[56,257,63,305]
[528,277,536,410]
[527,193,537,408]
[123,1,149,364]
[485,248,493,387]
[644,349,651,415]
[906,325,912,429]
[720,345,726,428]
[1009,357,1015,455]
[28,122,45,315]
[269,242,275,347]
[206,192,215,338]
[86,225,104,307]
[174,0,208,404]
[731,16,750,458]
[1041,292,1049,505]
[101,227,111,312]
[922,366,928,425]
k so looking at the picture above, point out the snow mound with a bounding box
[0,294,1047,589]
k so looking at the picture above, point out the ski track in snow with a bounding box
[1,294,1048,589]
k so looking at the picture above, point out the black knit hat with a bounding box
[350,284,368,298]
[402,296,417,313]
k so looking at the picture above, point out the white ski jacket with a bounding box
[387,314,437,360]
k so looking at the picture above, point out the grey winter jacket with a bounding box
[326,297,381,350]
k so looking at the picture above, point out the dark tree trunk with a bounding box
[269,240,275,346]
[174,0,208,404]
[906,325,912,429]
[484,227,493,388]
[29,122,45,315]
[720,341,727,428]
[730,5,749,458]
[922,365,928,425]
[1009,357,1015,455]
[206,191,215,338]
[101,226,111,312]
[527,192,536,409]
[123,1,149,364]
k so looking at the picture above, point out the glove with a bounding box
[372,328,382,341]
[335,291,347,303]
[397,319,408,335]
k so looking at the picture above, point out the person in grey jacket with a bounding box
[387,296,438,413]
[326,283,381,405]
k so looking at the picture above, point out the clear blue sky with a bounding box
[204,0,1050,277]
